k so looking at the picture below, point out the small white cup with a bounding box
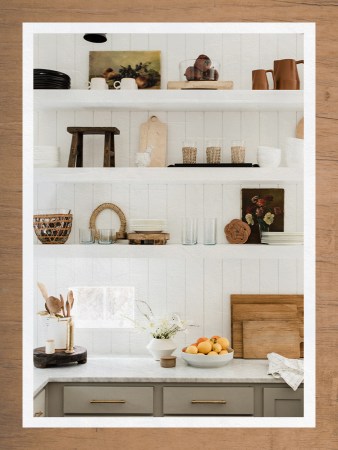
[257,146,281,168]
[88,77,108,90]
[45,339,55,354]
[114,78,138,90]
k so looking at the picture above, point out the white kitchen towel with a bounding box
[267,352,304,391]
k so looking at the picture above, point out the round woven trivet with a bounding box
[224,219,251,244]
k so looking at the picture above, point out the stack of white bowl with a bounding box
[261,232,303,245]
[257,146,281,168]
[34,146,60,168]
[130,219,167,233]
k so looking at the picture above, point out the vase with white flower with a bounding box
[129,301,195,360]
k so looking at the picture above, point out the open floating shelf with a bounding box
[34,167,303,184]
[34,243,304,259]
[33,90,303,112]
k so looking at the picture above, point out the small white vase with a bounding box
[146,338,177,360]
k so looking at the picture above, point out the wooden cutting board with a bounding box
[232,303,298,358]
[167,80,233,90]
[296,117,304,139]
[242,320,302,359]
[231,295,303,358]
[139,116,167,167]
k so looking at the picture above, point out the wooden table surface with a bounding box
[1,1,337,449]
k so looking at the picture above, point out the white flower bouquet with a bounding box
[130,300,196,339]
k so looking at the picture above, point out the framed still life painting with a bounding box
[241,188,285,233]
[89,50,161,89]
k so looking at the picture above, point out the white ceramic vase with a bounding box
[146,338,177,360]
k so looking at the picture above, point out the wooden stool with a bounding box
[67,127,120,167]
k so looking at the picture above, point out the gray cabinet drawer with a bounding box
[163,387,254,415]
[263,387,303,417]
[64,386,153,414]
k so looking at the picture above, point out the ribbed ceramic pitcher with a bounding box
[273,59,304,90]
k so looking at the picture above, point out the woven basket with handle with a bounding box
[33,213,73,244]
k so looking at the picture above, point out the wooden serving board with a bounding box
[33,346,87,368]
[242,320,302,359]
[167,80,233,90]
[128,232,170,245]
[139,116,167,167]
[231,295,303,358]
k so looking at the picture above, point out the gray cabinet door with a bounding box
[33,389,45,417]
[263,387,304,417]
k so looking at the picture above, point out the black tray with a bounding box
[168,163,259,167]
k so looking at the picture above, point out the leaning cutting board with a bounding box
[296,117,304,139]
[242,320,302,359]
[139,116,167,167]
[231,295,303,358]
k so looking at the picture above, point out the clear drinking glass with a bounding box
[231,140,246,164]
[206,139,222,164]
[181,218,198,245]
[182,140,197,164]
[203,218,217,245]
[98,229,113,244]
[79,228,95,244]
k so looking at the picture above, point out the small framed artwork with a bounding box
[241,188,284,232]
[89,50,161,89]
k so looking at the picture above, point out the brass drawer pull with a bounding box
[90,400,126,404]
[191,400,227,404]
[34,411,44,417]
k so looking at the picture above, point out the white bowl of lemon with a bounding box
[181,336,234,368]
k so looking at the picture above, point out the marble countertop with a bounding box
[33,356,285,396]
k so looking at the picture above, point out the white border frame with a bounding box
[23,22,316,428]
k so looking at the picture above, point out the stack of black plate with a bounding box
[34,68,71,89]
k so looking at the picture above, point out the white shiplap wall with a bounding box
[33,33,304,354]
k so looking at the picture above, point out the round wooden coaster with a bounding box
[224,219,251,244]
[33,346,87,368]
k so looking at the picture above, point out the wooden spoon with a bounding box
[60,294,66,317]
[65,299,71,317]
[46,296,63,315]
[37,282,49,302]
[68,290,74,311]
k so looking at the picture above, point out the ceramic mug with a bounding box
[114,78,138,90]
[88,77,108,90]
[257,146,281,168]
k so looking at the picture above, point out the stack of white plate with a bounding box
[34,146,60,168]
[130,219,167,233]
[261,232,303,245]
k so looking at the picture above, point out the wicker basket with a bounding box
[33,213,73,244]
